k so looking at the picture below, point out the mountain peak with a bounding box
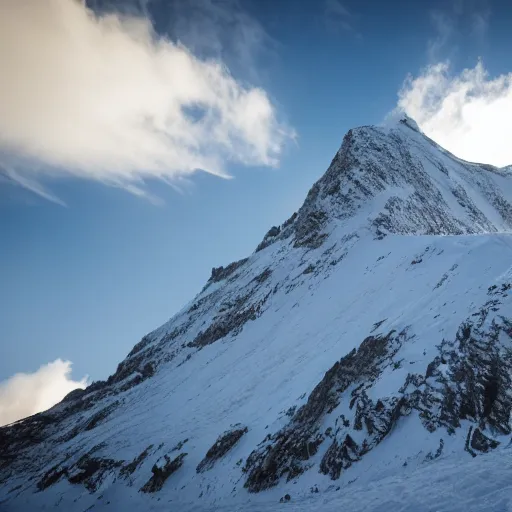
[380,110,422,133]
[2,118,512,512]
[253,116,512,256]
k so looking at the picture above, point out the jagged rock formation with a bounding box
[244,330,411,491]
[140,454,187,493]
[196,425,248,473]
[1,116,512,511]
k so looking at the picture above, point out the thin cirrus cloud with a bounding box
[397,61,512,168]
[323,0,361,38]
[426,1,491,62]
[0,359,87,427]
[0,0,294,203]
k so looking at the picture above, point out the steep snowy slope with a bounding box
[2,116,512,511]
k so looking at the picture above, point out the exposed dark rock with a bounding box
[120,445,153,478]
[293,211,328,249]
[161,326,188,344]
[352,394,409,442]
[85,401,120,431]
[256,227,281,252]
[37,464,69,491]
[256,213,299,253]
[171,439,188,452]
[101,353,157,397]
[140,453,187,493]
[465,426,476,457]
[282,212,298,229]
[267,226,281,238]
[284,406,297,418]
[243,329,411,492]
[319,434,360,480]
[191,293,269,348]
[245,304,511,492]
[61,388,86,403]
[191,306,257,347]
[370,319,386,333]
[253,268,272,284]
[410,315,512,435]
[470,428,500,453]
[0,412,59,472]
[209,259,249,284]
[126,334,154,358]
[67,455,123,492]
[425,439,444,461]
[196,426,248,473]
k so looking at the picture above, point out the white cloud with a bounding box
[397,61,512,168]
[0,0,293,202]
[0,359,87,427]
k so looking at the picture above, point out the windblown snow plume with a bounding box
[398,61,512,167]
[0,0,292,201]
[0,359,87,426]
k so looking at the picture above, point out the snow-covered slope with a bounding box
[2,116,512,511]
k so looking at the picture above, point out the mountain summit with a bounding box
[2,118,512,511]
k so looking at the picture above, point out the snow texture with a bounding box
[1,115,512,511]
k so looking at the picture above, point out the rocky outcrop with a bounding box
[37,464,69,491]
[67,454,123,492]
[256,226,282,252]
[403,307,512,436]
[140,453,187,493]
[255,119,512,254]
[191,292,269,348]
[37,442,124,494]
[196,426,248,473]
[244,288,512,491]
[120,445,153,478]
[243,329,411,492]
[85,401,120,431]
[472,428,500,452]
[208,258,248,284]
[319,434,360,480]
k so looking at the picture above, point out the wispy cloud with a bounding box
[0,0,294,204]
[427,11,455,62]
[0,359,87,426]
[162,0,276,82]
[470,9,491,38]
[397,61,512,167]
[427,0,491,61]
[324,0,361,38]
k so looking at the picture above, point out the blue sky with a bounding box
[1,0,511,394]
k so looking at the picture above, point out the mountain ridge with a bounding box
[2,116,512,511]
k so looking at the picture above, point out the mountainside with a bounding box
[2,116,512,511]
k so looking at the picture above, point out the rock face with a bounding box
[2,116,512,511]
[36,444,124,493]
[196,425,248,473]
[208,259,249,285]
[140,454,187,493]
[244,330,411,491]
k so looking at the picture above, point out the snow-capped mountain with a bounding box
[2,116,512,511]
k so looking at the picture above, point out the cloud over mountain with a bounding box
[0,0,293,202]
